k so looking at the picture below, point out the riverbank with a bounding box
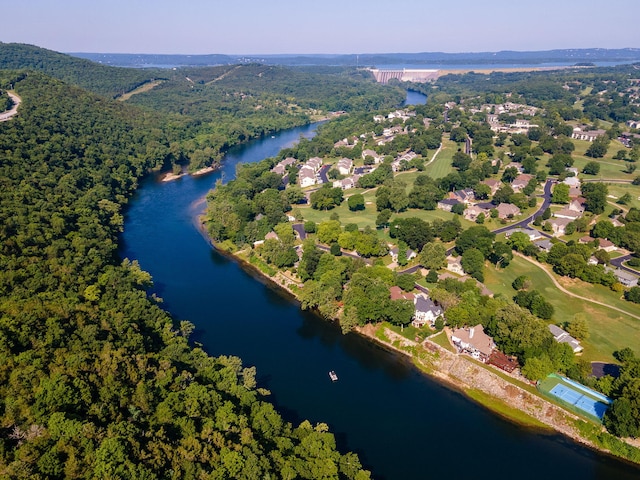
[198,217,640,467]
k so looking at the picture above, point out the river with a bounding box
[120,92,640,479]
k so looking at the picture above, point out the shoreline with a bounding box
[196,209,640,469]
[161,164,220,183]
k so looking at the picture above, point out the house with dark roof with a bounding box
[437,198,461,212]
[412,295,443,328]
[452,188,475,204]
[534,238,553,252]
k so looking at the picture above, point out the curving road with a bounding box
[0,91,21,122]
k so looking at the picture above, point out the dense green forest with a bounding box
[0,43,163,98]
[0,69,370,478]
[0,44,405,173]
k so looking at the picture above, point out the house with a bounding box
[549,324,583,353]
[437,198,461,212]
[452,188,475,204]
[299,167,317,188]
[496,203,521,219]
[333,175,360,190]
[547,217,572,236]
[563,176,581,188]
[464,204,491,222]
[488,351,519,373]
[271,164,287,176]
[511,174,533,192]
[568,198,585,213]
[534,238,553,252]
[481,178,502,196]
[613,269,639,287]
[412,294,443,328]
[389,246,417,263]
[451,325,495,361]
[362,149,383,164]
[571,128,607,142]
[390,286,415,302]
[626,120,640,129]
[554,208,582,221]
[446,255,464,275]
[306,157,323,172]
[271,157,297,176]
[504,227,544,241]
[579,237,617,252]
[265,231,279,241]
[336,158,353,176]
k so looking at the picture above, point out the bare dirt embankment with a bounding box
[117,80,163,102]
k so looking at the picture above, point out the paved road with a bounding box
[491,179,554,235]
[292,223,306,240]
[0,92,21,122]
[610,254,640,276]
[318,164,330,184]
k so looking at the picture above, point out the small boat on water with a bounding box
[329,370,338,382]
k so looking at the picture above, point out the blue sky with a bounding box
[3,0,639,54]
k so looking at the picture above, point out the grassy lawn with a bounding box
[429,331,455,352]
[483,256,640,362]
[423,135,457,179]
[605,183,640,210]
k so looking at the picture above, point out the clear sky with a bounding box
[2,0,639,55]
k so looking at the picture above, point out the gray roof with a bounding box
[415,296,442,315]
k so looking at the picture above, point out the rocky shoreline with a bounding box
[197,214,640,467]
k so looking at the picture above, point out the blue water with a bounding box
[120,94,640,479]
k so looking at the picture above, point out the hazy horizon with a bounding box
[2,0,638,56]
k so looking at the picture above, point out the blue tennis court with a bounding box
[549,384,609,420]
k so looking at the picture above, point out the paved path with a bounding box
[514,252,640,321]
[0,92,21,122]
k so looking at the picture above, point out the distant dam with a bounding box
[369,68,439,84]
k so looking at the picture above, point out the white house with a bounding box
[451,325,495,361]
[336,158,353,175]
[446,255,464,275]
[412,295,443,328]
[299,166,317,188]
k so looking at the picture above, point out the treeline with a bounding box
[0,72,369,478]
[428,64,640,123]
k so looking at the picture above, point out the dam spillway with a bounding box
[369,68,439,84]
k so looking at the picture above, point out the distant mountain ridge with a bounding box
[71,48,640,68]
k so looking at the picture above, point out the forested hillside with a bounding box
[0,43,163,98]
[0,72,370,478]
